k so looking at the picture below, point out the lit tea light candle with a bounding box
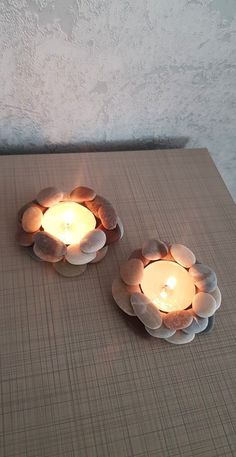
[17,185,123,276]
[113,239,220,344]
[42,202,96,245]
[140,260,195,312]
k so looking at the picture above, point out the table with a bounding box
[0,148,236,457]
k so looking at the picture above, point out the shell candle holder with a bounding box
[16,186,124,277]
[112,240,221,344]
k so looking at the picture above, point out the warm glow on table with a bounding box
[42,202,96,245]
[141,260,195,312]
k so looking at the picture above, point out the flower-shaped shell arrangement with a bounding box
[112,239,221,344]
[16,186,124,277]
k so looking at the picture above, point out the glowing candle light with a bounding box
[140,261,195,312]
[42,202,96,245]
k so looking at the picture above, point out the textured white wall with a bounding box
[0,0,236,196]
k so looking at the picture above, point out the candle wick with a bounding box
[165,276,177,290]
[160,284,168,299]
[64,211,74,227]
[160,277,176,299]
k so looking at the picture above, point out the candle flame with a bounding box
[64,210,74,226]
[166,276,177,290]
[160,276,177,299]
[42,202,96,245]
[141,260,195,312]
